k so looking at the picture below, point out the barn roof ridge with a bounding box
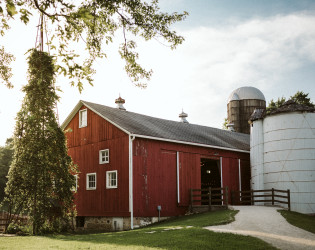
[62,100,250,152]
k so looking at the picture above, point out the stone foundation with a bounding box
[133,216,169,228]
[76,216,169,231]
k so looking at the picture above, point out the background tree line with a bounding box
[0,138,13,204]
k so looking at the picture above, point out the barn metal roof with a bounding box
[62,100,250,152]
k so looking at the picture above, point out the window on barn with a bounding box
[86,173,96,190]
[106,170,117,189]
[71,175,78,192]
[79,109,87,128]
[99,149,109,164]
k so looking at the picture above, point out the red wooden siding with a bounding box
[65,105,250,219]
[132,138,250,217]
[221,157,239,203]
[179,152,200,206]
[65,106,130,217]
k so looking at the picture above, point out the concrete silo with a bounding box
[227,86,266,134]
[250,100,315,214]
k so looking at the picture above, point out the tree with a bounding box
[290,91,314,107]
[4,49,77,234]
[266,96,286,114]
[266,91,314,114]
[222,117,228,130]
[0,0,188,91]
[0,138,13,203]
[0,47,15,88]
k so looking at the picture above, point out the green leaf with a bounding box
[6,1,18,17]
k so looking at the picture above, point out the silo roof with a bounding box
[269,100,315,115]
[228,86,265,103]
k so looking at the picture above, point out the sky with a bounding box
[1,0,315,146]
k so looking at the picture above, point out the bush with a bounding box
[38,217,74,234]
[6,223,30,235]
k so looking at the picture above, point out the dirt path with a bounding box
[204,206,315,250]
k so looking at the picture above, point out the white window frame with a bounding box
[106,170,118,189]
[72,174,78,192]
[79,109,87,128]
[99,149,109,164]
[86,173,96,190]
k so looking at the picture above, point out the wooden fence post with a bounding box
[272,188,274,206]
[287,189,291,211]
[250,190,253,205]
[208,187,212,211]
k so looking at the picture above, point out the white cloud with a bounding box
[1,12,315,145]
[130,13,315,128]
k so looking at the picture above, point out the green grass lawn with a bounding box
[279,210,315,234]
[0,210,276,250]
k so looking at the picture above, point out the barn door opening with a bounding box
[200,158,221,205]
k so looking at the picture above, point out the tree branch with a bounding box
[33,0,69,18]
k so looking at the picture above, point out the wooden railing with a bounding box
[0,211,28,233]
[190,187,229,211]
[231,188,291,210]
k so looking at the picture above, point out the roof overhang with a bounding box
[131,134,250,154]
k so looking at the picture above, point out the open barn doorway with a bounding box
[200,158,221,205]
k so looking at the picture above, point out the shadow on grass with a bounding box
[279,210,315,234]
[44,210,276,250]
[46,227,276,249]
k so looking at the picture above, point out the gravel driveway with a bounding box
[204,206,315,250]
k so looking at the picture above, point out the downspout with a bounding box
[177,151,180,204]
[220,157,223,188]
[220,157,223,205]
[238,159,242,202]
[238,159,242,192]
[129,134,135,229]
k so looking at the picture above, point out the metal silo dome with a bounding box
[227,86,265,103]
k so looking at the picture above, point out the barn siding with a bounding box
[221,157,239,203]
[65,105,250,219]
[66,106,130,217]
[132,138,249,217]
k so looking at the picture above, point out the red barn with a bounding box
[61,99,250,230]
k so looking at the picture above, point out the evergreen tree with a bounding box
[4,49,77,234]
[290,91,315,107]
[266,97,286,114]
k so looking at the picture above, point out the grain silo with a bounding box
[250,100,315,214]
[227,86,266,134]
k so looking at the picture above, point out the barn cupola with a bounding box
[115,95,126,110]
[227,123,235,132]
[179,109,189,123]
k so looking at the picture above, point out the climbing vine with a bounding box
[4,49,78,234]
